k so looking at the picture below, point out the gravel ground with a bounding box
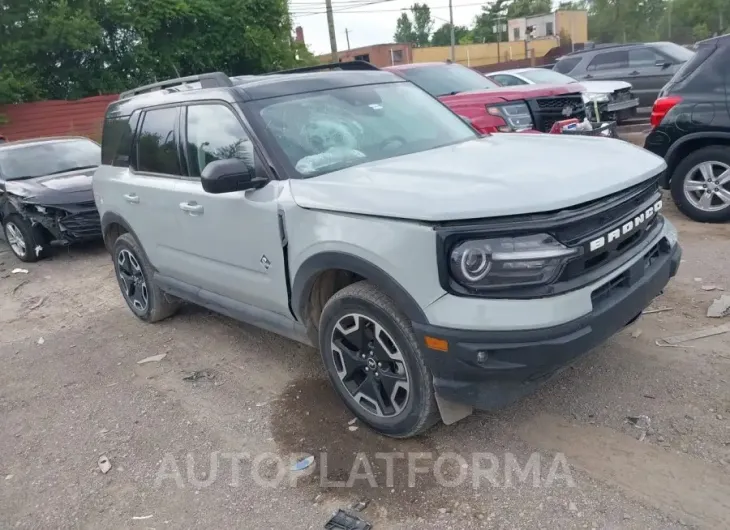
[1,198,729,530]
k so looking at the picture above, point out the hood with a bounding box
[289,135,666,222]
[440,84,582,106]
[576,80,632,93]
[3,167,96,205]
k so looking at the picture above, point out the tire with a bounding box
[670,146,730,223]
[2,214,50,262]
[318,281,439,438]
[112,233,180,322]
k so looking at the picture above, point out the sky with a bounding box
[291,0,488,55]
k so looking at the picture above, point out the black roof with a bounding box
[107,63,403,118]
[563,41,657,56]
[697,33,730,47]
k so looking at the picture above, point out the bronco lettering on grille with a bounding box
[588,200,663,253]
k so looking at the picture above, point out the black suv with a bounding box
[644,34,730,223]
[554,42,694,108]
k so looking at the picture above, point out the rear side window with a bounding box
[135,107,181,175]
[554,57,581,74]
[672,43,727,94]
[587,50,629,71]
[101,116,134,166]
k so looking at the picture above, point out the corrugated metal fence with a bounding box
[0,95,119,142]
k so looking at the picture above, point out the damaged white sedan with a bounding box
[0,137,102,262]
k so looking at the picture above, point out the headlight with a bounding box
[582,92,610,103]
[487,102,534,132]
[449,234,581,290]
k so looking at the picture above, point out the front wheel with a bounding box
[112,233,180,322]
[670,146,730,222]
[2,215,50,262]
[318,282,439,438]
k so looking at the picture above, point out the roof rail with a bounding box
[266,60,380,75]
[119,72,233,99]
[566,42,641,55]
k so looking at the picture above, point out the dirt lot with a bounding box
[1,198,729,530]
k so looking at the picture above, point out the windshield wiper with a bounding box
[438,90,462,97]
[45,165,97,175]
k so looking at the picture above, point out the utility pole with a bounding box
[448,0,456,62]
[345,28,351,50]
[667,0,672,40]
[325,0,339,61]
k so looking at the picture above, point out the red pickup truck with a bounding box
[385,62,588,135]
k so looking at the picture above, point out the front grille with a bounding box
[59,210,101,239]
[528,94,586,132]
[612,87,632,102]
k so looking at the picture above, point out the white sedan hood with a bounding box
[289,134,665,222]
[577,80,633,93]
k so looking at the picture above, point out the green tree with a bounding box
[431,23,470,46]
[394,12,415,43]
[506,0,552,18]
[0,0,311,104]
[393,3,433,47]
[473,0,509,43]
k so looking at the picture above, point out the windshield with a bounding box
[396,64,498,97]
[254,82,478,178]
[519,69,577,85]
[653,42,695,63]
[0,139,100,180]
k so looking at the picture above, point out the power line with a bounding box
[290,1,486,17]
[291,0,398,16]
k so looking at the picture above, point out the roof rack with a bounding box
[566,42,642,55]
[266,60,379,75]
[119,72,233,99]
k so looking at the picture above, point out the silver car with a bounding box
[94,65,681,438]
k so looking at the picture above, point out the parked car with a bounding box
[95,64,681,438]
[0,137,102,262]
[486,67,639,123]
[644,34,730,223]
[553,42,695,107]
[384,62,589,135]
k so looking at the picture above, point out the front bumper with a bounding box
[413,240,681,410]
[606,97,640,112]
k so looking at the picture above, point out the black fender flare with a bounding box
[100,211,148,258]
[663,132,730,186]
[291,252,429,324]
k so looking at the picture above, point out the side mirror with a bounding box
[200,158,267,194]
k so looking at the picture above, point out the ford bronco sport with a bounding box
[95,63,681,438]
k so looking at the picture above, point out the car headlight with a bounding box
[582,92,610,103]
[486,102,534,132]
[449,234,581,290]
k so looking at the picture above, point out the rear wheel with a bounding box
[318,282,439,438]
[2,215,50,262]
[670,146,730,222]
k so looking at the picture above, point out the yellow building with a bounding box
[412,38,560,67]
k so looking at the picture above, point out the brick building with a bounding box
[318,43,412,67]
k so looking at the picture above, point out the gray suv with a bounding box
[94,64,682,438]
[554,42,695,107]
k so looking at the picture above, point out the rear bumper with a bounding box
[413,241,681,410]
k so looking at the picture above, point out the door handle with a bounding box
[123,193,139,204]
[179,201,204,215]
[584,74,593,79]
[629,70,640,76]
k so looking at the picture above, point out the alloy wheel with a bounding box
[117,249,149,312]
[5,222,27,258]
[330,313,410,418]
[683,161,730,212]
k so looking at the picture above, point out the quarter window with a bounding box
[587,50,629,71]
[492,74,528,86]
[136,107,181,175]
[629,48,662,67]
[185,104,256,177]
